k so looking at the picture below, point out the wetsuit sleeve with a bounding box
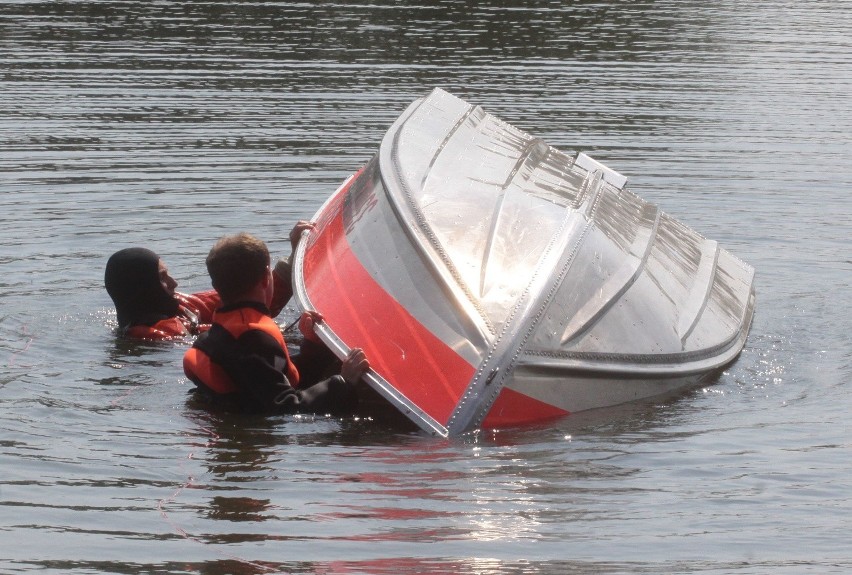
[287,374,358,416]
[269,257,293,318]
[290,339,340,388]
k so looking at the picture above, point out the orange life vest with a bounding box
[183,303,300,397]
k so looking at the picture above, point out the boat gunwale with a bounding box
[291,175,452,437]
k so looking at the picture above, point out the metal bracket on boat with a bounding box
[573,152,628,190]
[446,214,593,435]
[484,368,499,386]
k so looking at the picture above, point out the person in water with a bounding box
[104,247,221,339]
[104,222,312,340]
[183,232,369,415]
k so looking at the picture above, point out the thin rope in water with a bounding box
[7,324,33,367]
[156,423,282,573]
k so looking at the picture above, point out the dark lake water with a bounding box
[1,2,850,573]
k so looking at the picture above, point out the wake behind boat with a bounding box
[293,88,756,437]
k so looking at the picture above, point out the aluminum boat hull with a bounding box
[293,88,755,437]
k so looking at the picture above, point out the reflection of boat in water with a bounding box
[293,88,756,437]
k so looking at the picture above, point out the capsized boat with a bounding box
[292,88,755,437]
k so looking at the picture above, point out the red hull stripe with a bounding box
[303,195,476,426]
[481,387,570,429]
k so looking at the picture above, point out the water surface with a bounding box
[1,2,850,574]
